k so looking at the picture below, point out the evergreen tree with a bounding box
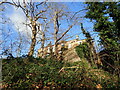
[85,2,120,70]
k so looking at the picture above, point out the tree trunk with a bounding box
[80,23,100,66]
[41,32,45,58]
[28,22,37,57]
[54,12,59,56]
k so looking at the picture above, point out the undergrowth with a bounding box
[2,57,119,89]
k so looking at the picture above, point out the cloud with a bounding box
[4,0,46,3]
[9,6,32,39]
[6,4,44,45]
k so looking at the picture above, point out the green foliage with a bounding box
[2,57,63,88]
[85,2,120,49]
[75,43,91,60]
[85,2,120,71]
[2,57,119,89]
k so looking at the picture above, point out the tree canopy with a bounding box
[85,2,120,62]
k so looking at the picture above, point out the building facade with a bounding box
[37,39,86,57]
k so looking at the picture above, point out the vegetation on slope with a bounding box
[2,56,119,89]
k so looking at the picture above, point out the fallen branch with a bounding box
[59,65,81,73]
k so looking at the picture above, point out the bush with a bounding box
[2,57,119,89]
[75,42,91,60]
[2,57,66,88]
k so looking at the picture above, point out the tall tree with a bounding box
[48,3,78,58]
[85,2,120,69]
[0,0,47,57]
[80,23,101,66]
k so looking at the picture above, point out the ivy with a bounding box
[75,42,91,60]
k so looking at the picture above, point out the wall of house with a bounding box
[37,39,86,57]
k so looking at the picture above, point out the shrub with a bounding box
[2,57,119,89]
[75,42,91,61]
[2,57,64,88]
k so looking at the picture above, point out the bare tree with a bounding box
[0,0,48,57]
[37,21,48,58]
[47,3,78,57]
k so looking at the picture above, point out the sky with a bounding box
[0,1,101,58]
[1,0,119,2]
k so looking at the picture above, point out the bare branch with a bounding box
[35,16,47,21]
[56,23,75,42]
[36,0,48,9]
[71,9,87,20]
[0,1,18,6]
[36,10,47,16]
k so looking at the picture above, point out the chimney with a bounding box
[76,35,79,40]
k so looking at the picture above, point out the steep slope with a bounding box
[63,48,81,62]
